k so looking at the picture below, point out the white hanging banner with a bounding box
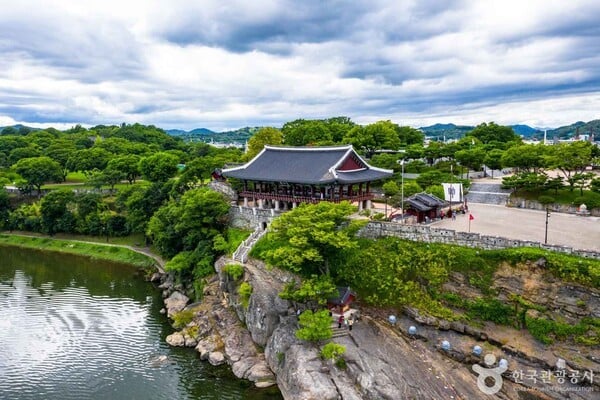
[442,183,463,202]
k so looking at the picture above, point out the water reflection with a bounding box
[0,246,282,400]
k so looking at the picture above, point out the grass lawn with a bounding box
[0,233,155,268]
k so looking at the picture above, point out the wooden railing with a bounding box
[238,191,373,204]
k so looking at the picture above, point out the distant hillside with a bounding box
[419,123,474,139]
[511,124,542,137]
[166,126,260,144]
[0,124,40,135]
[420,123,545,139]
[547,120,600,140]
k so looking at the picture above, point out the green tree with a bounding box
[0,188,10,229]
[282,119,332,146]
[40,189,76,235]
[343,120,401,157]
[139,152,179,182]
[146,188,229,258]
[245,127,283,160]
[8,146,42,166]
[66,147,112,177]
[396,126,424,146]
[382,181,400,197]
[106,155,141,184]
[545,142,593,191]
[296,310,333,342]
[466,122,520,144]
[544,176,564,195]
[45,139,78,181]
[13,156,63,195]
[455,147,486,178]
[416,170,445,188]
[484,149,505,178]
[279,275,338,310]
[258,202,358,275]
[501,144,547,173]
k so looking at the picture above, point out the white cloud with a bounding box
[0,0,599,130]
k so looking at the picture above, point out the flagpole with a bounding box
[468,213,473,232]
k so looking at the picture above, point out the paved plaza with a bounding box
[431,203,600,252]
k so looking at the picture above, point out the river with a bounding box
[0,246,282,400]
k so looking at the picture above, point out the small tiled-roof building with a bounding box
[405,192,447,223]
[221,145,392,211]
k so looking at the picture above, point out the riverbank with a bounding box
[0,233,159,270]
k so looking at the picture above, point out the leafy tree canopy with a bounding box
[466,122,521,144]
[13,156,63,193]
[245,127,283,160]
[259,201,358,275]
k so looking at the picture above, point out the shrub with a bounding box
[223,263,245,280]
[238,282,253,308]
[172,309,195,329]
[320,342,346,361]
[296,310,333,342]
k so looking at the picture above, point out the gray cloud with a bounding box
[0,0,599,130]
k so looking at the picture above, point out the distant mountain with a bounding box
[420,123,546,139]
[166,126,260,144]
[547,120,600,140]
[419,123,474,139]
[0,124,40,134]
[166,127,215,136]
[511,124,542,137]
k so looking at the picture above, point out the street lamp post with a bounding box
[400,159,405,224]
[544,207,550,244]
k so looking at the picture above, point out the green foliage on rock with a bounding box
[296,310,333,342]
[320,342,346,362]
[238,282,253,309]
[222,264,245,281]
[172,309,195,329]
[279,275,338,309]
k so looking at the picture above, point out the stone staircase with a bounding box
[232,226,266,263]
[466,182,511,205]
[331,324,349,338]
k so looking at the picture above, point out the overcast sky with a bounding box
[1,0,599,131]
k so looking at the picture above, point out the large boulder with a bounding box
[164,291,189,317]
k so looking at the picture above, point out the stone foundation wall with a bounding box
[228,206,281,230]
[358,221,600,259]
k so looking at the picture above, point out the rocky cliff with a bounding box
[158,257,599,399]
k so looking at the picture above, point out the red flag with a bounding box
[469,213,474,220]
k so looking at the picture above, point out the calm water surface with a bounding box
[0,247,282,400]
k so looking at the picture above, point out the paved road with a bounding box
[431,203,600,251]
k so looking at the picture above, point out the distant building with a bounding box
[221,145,392,211]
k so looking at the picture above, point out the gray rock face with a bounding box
[164,291,189,318]
[266,316,341,400]
[242,261,291,347]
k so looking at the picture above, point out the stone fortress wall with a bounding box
[228,206,599,259]
[228,206,281,230]
[357,221,600,259]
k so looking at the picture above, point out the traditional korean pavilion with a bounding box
[221,145,392,211]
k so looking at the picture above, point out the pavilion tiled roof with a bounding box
[221,145,392,185]
[406,192,447,211]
